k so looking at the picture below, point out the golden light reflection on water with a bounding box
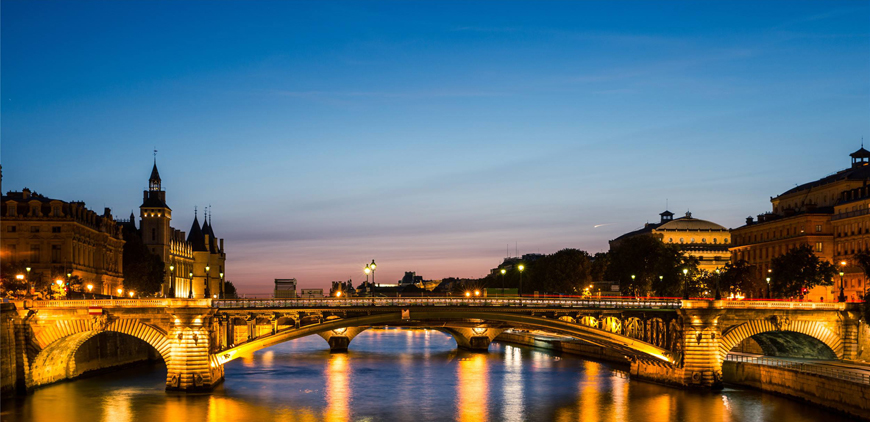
[324,353,349,422]
[102,390,132,422]
[457,353,489,422]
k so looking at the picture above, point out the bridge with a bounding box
[1,297,862,393]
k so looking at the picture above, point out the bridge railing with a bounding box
[15,299,213,308]
[683,300,847,311]
[212,297,683,309]
[725,354,870,385]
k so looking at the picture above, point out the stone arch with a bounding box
[718,319,842,360]
[32,318,171,366]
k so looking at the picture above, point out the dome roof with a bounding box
[656,212,727,231]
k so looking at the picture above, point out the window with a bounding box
[691,238,695,243]
[816,242,823,252]
[702,238,707,243]
[713,238,718,244]
[669,238,673,243]
[680,238,684,243]
[7,226,16,233]
[816,225,822,233]
[30,245,40,263]
[51,226,61,233]
[51,245,61,263]
[724,238,729,244]
[30,226,39,233]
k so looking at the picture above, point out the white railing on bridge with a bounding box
[682,300,847,311]
[13,298,212,308]
[725,354,870,385]
[211,297,682,309]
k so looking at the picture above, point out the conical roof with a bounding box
[187,214,207,251]
[149,162,161,183]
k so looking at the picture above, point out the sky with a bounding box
[2,1,869,294]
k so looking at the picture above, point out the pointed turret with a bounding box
[149,162,162,191]
[187,210,207,251]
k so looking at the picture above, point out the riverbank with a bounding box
[495,330,870,420]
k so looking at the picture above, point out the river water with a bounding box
[3,328,852,422]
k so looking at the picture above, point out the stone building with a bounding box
[1,188,125,295]
[610,210,731,272]
[730,147,870,301]
[120,161,227,298]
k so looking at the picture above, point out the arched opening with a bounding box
[729,331,837,360]
[29,331,165,389]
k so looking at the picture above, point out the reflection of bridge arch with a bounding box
[718,319,842,360]
[28,318,171,388]
[215,310,674,366]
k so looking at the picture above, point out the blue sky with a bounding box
[2,1,869,294]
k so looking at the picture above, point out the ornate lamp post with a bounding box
[25,267,31,299]
[220,272,225,299]
[518,264,525,297]
[188,271,194,299]
[369,260,377,304]
[66,272,72,298]
[168,265,176,298]
[204,266,211,299]
[838,271,846,302]
[500,268,506,297]
[682,268,689,300]
[715,268,722,300]
[87,284,94,299]
[631,274,636,298]
[766,277,771,299]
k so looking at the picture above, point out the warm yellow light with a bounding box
[128,291,134,298]
[67,273,71,278]
[219,272,224,278]
[117,288,123,295]
[518,264,524,272]
[56,279,63,286]
[364,267,371,274]
[206,266,210,272]
[213,295,217,299]
[25,267,31,272]
[170,265,175,271]
[370,261,377,270]
[766,277,770,283]
[839,271,845,277]
[465,291,471,297]
[87,284,94,292]
[474,290,480,296]
[500,269,506,275]
[682,268,689,275]
[840,261,847,266]
[16,274,24,280]
[336,291,342,297]
[631,275,635,280]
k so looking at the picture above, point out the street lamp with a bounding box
[169,265,176,298]
[518,264,525,297]
[500,268,506,297]
[117,288,123,297]
[370,260,377,304]
[220,272,224,299]
[129,291,135,298]
[87,284,94,299]
[766,277,771,299]
[204,266,211,299]
[25,267,31,299]
[54,279,63,300]
[838,271,846,302]
[474,289,480,297]
[682,268,689,300]
[631,275,636,298]
[715,269,722,300]
[188,272,194,299]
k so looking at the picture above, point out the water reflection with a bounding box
[4,329,856,422]
[456,353,488,422]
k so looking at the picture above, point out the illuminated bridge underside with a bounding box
[215,310,674,365]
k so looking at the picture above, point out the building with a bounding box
[119,161,227,298]
[299,288,323,298]
[730,148,870,301]
[274,279,297,298]
[1,187,125,296]
[610,210,731,272]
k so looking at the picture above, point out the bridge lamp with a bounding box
[128,291,135,298]
[56,279,63,286]
[474,290,480,297]
[87,284,93,292]
[682,268,689,300]
[15,274,24,280]
[500,268,506,297]
[336,291,342,298]
[465,291,471,298]
[517,264,525,297]
[117,288,123,296]
[838,271,846,302]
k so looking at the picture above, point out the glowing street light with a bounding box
[500,268,506,297]
[117,288,123,297]
[220,272,224,299]
[15,274,24,280]
[465,291,471,298]
[169,265,176,298]
[128,291,135,298]
[682,268,689,300]
[766,276,771,299]
[518,264,525,297]
[474,290,480,297]
[188,272,194,299]
[838,271,846,302]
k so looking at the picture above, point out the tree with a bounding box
[590,252,609,282]
[1,259,31,298]
[769,244,835,299]
[525,249,592,294]
[122,227,165,296]
[607,235,698,297]
[719,260,765,298]
[224,280,237,298]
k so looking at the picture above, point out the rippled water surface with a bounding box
[3,329,853,421]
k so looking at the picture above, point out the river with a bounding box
[3,328,852,421]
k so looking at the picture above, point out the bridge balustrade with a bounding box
[211,297,682,309]
[725,354,869,385]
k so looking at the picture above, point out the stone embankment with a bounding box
[722,361,870,420]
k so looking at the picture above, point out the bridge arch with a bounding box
[28,318,172,389]
[718,319,842,360]
[215,310,674,366]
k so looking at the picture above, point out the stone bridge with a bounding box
[1,297,862,394]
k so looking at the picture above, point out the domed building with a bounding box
[610,210,731,271]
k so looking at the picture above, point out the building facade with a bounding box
[610,210,732,272]
[121,162,227,298]
[1,188,125,295]
[730,148,870,301]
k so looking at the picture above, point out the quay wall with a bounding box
[722,361,870,420]
[1,304,17,398]
[495,331,629,365]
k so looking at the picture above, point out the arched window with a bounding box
[691,238,695,243]
[702,238,707,243]
[680,238,684,243]
[713,238,718,244]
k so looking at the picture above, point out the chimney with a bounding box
[220,239,224,251]
[746,216,754,225]
[22,188,31,199]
